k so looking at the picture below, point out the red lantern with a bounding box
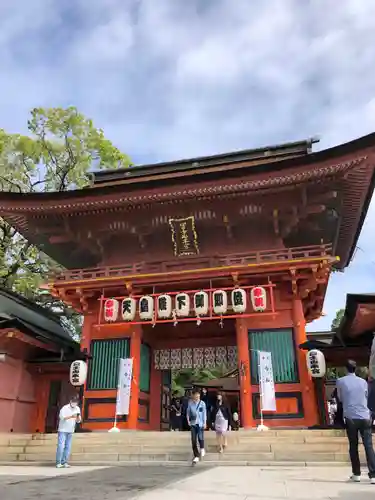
[250,287,267,312]
[104,299,119,322]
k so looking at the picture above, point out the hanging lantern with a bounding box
[213,290,228,315]
[250,286,267,312]
[175,293,190,317]
[104,299,119,322]
[231,288,247,314]
[139,295,154,321]
[194,291,209,316]
[157,294,172,319]
[307,349,326,378]
[70,360,88,386]
[121,297,136,321]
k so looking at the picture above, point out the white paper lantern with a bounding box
[139,295,154,321]
[175,293,190,317]
[104,299,119,322]
[250,286,267,312]
[213,290,228,315]
[157,294,172,319]
[121,297,136,321]
[231,288,247,313]
[307,349,326,378]
[70,360,88,386]
[194,291,209,316]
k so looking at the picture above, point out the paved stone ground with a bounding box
[1,465,375,499]
[0,464,202,499]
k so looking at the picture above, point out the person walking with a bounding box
[336,360,375,483]
[181,389,191,431]
[56,395,81,468]
[187,389,207,464]
[170,391,183,431]
[200,388,210,428]
[212,392,231,453]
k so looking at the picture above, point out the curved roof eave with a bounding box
[0,132,373,207]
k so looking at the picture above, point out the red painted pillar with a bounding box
[127,326,142,429]
[33,375,50,433]
[236,318,253,428]
[80,310,96,428]
[292,298,319,427]
[80,312,95,353]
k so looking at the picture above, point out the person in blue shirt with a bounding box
[336,359,375,483]
[187,388,207,464]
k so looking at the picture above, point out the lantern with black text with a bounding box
[104,299,119,322]
[231,288,247,313]
[139,295,154,321]
[250,286,267,312]
[70,360,87,386]
[121,297,136,321]
[157,294,172,319]
[213,290,228,315]
[307,349,326,378]
[175,293,190,317]
[194,291,209,316]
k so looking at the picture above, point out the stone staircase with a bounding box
[0,429,360,466]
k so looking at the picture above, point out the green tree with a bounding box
[331,308,345,331]
[0,107,130,337]
[172,366,228,394]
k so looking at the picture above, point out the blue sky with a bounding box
[1,0,375,331]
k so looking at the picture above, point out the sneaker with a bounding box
[200,448,205,458]
[349,475,361,483]
[192,457,199,464]
[63,464,71,468]
[370,478,375,485]
[56,464,63,469]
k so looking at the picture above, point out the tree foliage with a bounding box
[331,308,345,331]
[172,366,228,395]
[0,107,130,338]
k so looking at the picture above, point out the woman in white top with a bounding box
[212,393,231,453]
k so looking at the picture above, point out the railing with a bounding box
[52,244,333,283]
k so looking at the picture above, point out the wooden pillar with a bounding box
[292,298,319,427]
[33,374,50,433]
[80,310,96,353]
[149,353,162,430]
[236,318,253,428]
[80,311,96,428]
[127,326,142,429]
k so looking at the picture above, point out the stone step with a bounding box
[20,434,348,445]
[0,430,355,466]
[0,429,344,443]
[5,442,351,455]
[1,450,359,464]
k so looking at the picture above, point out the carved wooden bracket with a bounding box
[76,288,89,312]
[290,268,298,296]
[231,272,239,286]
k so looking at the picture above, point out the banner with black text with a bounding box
[116,358,133,415]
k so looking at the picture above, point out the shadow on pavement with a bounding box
[0,465,213,500]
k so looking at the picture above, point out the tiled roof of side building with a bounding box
[0,287,77,345]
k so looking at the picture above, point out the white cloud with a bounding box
[1,0,375,328]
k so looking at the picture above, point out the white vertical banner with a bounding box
[258,351,276,412]
[116,358,133,415]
